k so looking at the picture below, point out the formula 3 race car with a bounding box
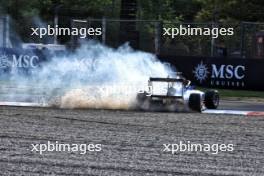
[136,73,219,112]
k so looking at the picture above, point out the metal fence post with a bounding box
[6,15,10,47]
[3,16,7,48]
[53,12,58,44]
[70,18,74,50]
[155,21,162,55]
[240,22,245,58]
[210,22,215,57]
[102,17,106,44]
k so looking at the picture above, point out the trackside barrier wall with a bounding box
[0,47,46,75]
[158,55,264,91]
[1,47,264,91]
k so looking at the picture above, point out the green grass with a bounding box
[197,87,264,98]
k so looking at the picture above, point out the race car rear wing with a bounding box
[150,95,183,99]
[149,77,186,82]
[148,76,191,88]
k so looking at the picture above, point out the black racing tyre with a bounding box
[136,92,150,110]
[136,92,148,103]
[188,93,202,112]
[204,90,219,109]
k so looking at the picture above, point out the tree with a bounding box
[195,0,264,22]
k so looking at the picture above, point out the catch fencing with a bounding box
[70,18,264,59]
[1,15,264,59]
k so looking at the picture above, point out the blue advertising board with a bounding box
[159,55,264,91]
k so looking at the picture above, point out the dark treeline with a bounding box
[1,0,264,22]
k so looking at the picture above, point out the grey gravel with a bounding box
[0,106,263,176]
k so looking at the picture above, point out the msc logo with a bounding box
[211,64,245,79]
[0,53,39,68]
[193,61,246,87]
[0,53,9,68]
[193,61,209,83]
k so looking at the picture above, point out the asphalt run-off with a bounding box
[0,99,263,116]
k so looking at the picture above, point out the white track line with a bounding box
[0,101,263,116]
[203,109,264,116]
[0,102,46,107]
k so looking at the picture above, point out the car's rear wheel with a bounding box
[188,93,202,112]
[136,92,150,110]
[204,90,219,109]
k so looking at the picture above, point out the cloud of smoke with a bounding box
[8,41,175,109]
[0,15,175,109]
